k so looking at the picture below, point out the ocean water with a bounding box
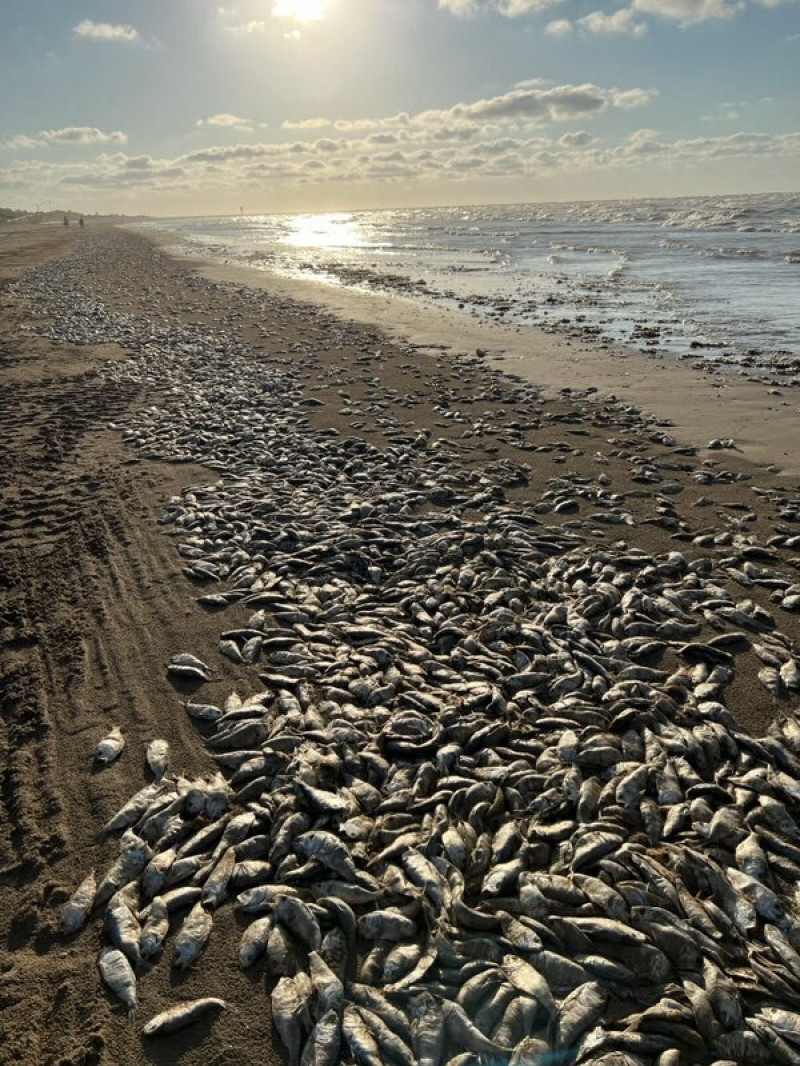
[153,193,800,379]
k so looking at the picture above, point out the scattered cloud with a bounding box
[3,78,796,207]
[196,113,255,131]
[631,0,743,21]
[281,117,334,129]
[278,83,654,139]
[0,127,128,150]
[559,130,595,147]
[439,0,565,13]
[579,7,649,34]
[442,0,791,21]
[2,124,799,204]
[73,20,140,42]
[545,6,649,34]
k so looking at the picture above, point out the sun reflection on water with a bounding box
[279,213,367,250]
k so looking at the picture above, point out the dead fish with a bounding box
[96,726,125,766]
[101,781,166,836]
[98,947,137,1017]
[61,871,96,934]
[140,896,169,959]
[342,1003,386,1066]
[146,739,170,780]
[295,831,357,879]
[168,656,213,682]
[173,901,213,969]
[202,848,236,909]
[276,895,323,951]
[185,701,223,722]
[300,1009,341,1066]
[238,916,273,969]
[357,909,418,942]
[273,975,312,1066]
[502,955,557,1026]
[308,950,345,1015]
[142,997,226,1036]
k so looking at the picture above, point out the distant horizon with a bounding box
[154,185,800,222]
[6,185,800,226]
[2,1,798,216]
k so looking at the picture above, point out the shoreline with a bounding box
[160,240,800,477]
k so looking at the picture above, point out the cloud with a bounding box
[577,7,649,34]
[4,80,796,207]
[278,84,655,151]
[73,20,140,42]
[444,0,790,21]
[439,0,565,13]
[3,123,799,204]
[297,83,654,145]
[441,84,655,122]
[197,113,254,131]
[559,130,595,147]
[282,118,333,129]
[631,0,743,21]
[0,127,128,150]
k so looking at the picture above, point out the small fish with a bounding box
[238,916,273,969]
[96,726,125,766]
[300,1009,341,1066]
[272,975,312,1066]
[98,947,137,1017]
[146,739,170,780]
[61,871,96,934]
[185,701,223,722]
[173,901,213,969]
[140,896,169,959]
[142,997,226,1036]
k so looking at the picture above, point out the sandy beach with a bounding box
[2,223,800,1066]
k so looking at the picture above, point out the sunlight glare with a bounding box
[272,0,328,21]
[280,213,366,250]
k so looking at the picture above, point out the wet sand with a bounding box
[196,256,800,478]
[1,223,799,1065]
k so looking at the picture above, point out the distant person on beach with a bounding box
[79,217,85,228]
[63,215,69,227]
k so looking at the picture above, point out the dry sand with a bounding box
[0,223,799,1065]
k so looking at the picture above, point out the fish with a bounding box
[96,726,125,766]
[173,901,213,969]
[142,998,226,1036]
[146,739,170,780]
[98,947,137,1017]
[61,871,96,934]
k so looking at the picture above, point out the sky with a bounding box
[0,0,798,215]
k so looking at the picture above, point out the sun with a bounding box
[272,0,328,21]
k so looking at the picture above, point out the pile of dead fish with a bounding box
[17,233,800,1063]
